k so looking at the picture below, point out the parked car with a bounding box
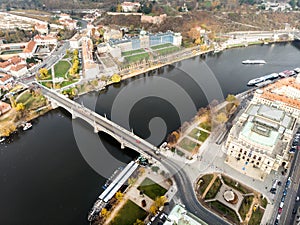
[296,196,300,202]
[283,190,287,196]
[293,208,297,214]
[278,208,283,214]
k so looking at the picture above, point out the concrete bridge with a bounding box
[39,85,159,157]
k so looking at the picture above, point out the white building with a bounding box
[10,64,28,77]
[70,33,82,49]
[34,35,58,45]
[121,2,141,12]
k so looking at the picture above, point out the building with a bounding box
[34,35,58,45]
[225,97,296,179]
[0,56,26,74]
[252,76,300,116]
[121,2,141,12]
[69,33,82,49]
[0,73,14,89]
[58,13,77,30]
[107,30,182,58]
[163,204,208,225]
[103,28,123,42]
[35,23,48,35]
[10,64,28,77]
[23,40,37,58]
[0,101,11,116]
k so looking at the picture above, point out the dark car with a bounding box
[277,181,282,186]
[283,190,287,196]
[293,208,297,214]
[274,219,279,225]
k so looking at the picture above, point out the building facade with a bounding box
[225,101,295,178]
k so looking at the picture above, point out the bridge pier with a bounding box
[72,113,76,119]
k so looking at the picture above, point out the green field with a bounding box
[154,46,180,56]
[124,53,149,63]
[151,43,173,50]
[122,49,145,56]
[188,128,210,142]
[205,177,222,200]
[222,175,251,194]
[138,177,167,200]
[0,49,23,55]
[54,60,71,78]
[198,174,214,195]
[249,208,264,225]
[239,196,254,220]
[210,201,239,224]
[178,137,199,152]
[198,122,211,132]
[110,200,148,225]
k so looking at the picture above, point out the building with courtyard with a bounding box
[225,100,296,179]
[103,30,182,58]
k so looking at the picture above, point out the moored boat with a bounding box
[23,122,32,131]
[0,137,5,143]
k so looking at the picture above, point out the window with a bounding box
[258,157,262,161]
[238,154,241,157]
[253,155,256,159]
[239,149,242,152]
[256,162,259,165]
[242,156,245,159]
[251,160,254,163]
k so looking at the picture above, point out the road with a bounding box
[18,41,70,84]
[279,148,300,225]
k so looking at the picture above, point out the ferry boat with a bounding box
[247,73,278,86]
[23,122,32,131]
[0,137,5,143]
[242,60,266,64]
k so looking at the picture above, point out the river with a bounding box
[0,42,299,225]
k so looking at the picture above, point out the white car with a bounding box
[296,196,300,201]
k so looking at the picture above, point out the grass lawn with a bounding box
[122,49,145,56]
[198,121,211,132]
[125,53,149,63]
[138,177,167,200]
[239,195,254,220]
[54,60,71,78]
[205,177,222,200]
[248,208,264,225]
[16,90,32,103]
[260,197,268,208]
[188,128,210,143]
[222,175,251,194]
[178,137,199,152]
[110,200,148,225]
[151,43,173,50]
[210,201,239,224]
[0,49,23,55]
[60,80,78,88]
[197,174,214,195]
[154,46,180,56]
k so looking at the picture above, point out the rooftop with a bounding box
[163,205,208,225]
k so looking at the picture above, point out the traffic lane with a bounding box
[163,158,229,225]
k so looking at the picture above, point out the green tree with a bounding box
[133,219,145,225]
[111,74,121,83]
[115,191,124,201]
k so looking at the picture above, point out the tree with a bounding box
[16,103,25,111]
[226,94,236,102]
[115,191,124,201]
[39,68,49,79]
[100,208,109,218]
[111,74,121,83]
[216,112,227,123]
[150,205,157,214]
[116,4,123,12]
[133,219,145,225]
[154,196,167,208]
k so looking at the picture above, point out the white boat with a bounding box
[294,68,300,73]
[0,137,5,143]
[247,73,278,86]
[23,122,32,131]
[242,60,266,64]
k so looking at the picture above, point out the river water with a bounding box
[0,42,299,225]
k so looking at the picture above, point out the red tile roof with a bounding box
[23,41,36,53]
